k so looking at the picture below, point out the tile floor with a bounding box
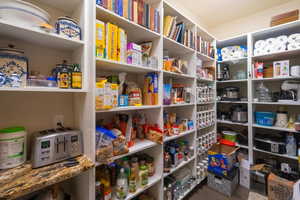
[186,181,249,200]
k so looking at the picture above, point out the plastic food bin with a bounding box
[255,112,276,126]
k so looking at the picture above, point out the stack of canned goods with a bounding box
[196,83,215,104]
[196,157,208,183]
[196,110,216,129]
[197,131,216,154]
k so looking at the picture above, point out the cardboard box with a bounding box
[239,159,250,189]
[268,173,294,200]
[208,144,239,176]
[273,60,289,78]
[271,10,299,27]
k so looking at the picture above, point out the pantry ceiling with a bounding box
[172,0,293,27]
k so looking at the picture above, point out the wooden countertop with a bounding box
[0,155,94,200]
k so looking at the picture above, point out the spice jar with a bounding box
[146,156,155,177]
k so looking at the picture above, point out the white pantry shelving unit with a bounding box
[0,0,94,200]
[217,20,300,168]
[92,0,217,199]
[6,1,300,200]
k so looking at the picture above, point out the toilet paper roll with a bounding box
[288,33,300,44]
[276,35,288,44]
[254,48,266,56]
[255,40,266,49]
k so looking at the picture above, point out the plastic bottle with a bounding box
[97,165,112,200]
[116,168,128,200]
[286,133,297,156]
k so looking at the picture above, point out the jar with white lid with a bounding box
[0,127,27,169]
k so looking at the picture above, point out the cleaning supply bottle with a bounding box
[286,133,297,156]
[116,168,128,200]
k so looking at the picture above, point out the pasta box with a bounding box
[208,143,239,176]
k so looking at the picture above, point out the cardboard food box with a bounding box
[268,173,295,200]
[271,10,299,27]
[208,144,239,176]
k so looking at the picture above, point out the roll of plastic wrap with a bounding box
[288,33,300,44]
[276,35,288,44]
[255,40,266,49]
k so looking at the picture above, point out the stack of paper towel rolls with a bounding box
[254,33,300,56]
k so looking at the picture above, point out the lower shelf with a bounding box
[96,140,158,166]
[125,174,162,200]
[253,147,298,160]
[253,124,298,133]
[217,120,248,126]
[164,156,195,177]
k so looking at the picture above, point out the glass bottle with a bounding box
[97,165,112,200]
[115,168,128,200]
[128,166,137,193]
[139,164,148,186]
[71,64,82,89]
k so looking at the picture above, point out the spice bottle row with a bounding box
[96,153,156,200]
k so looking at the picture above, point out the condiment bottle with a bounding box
[57,60,71,89]
[139,163,148,186]
[128,166,137,193]
[116,168,128,200]
[146,156,155,177]
[97,165,112,200]
[71,64,82,89]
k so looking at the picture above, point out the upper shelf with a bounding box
[96,5,160,42]
[252,20,300,40]
[96,58,159,73]
[163,36,195,56]
[0,20,85,50]
[217,34,248,49]
[252,48,300,61]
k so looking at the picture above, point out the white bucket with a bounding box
[0,127,27,169]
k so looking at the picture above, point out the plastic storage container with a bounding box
[255,112,276,126]
[0,127,27,169]
[222,131,237,142]
[207,167,239,196]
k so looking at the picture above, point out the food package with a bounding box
[146,126,163,144]
[111,129,129,156]
[95,20,106,58]
[95,79,118,110]
[143,72,158,105]
[95,127,116,163]
[127,81,142,106]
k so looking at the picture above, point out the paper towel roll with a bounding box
[276,35,288,44]
[255,40,266,49]
[288,33,300,44]
[266,38,276,46]
[288,43,300,50]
